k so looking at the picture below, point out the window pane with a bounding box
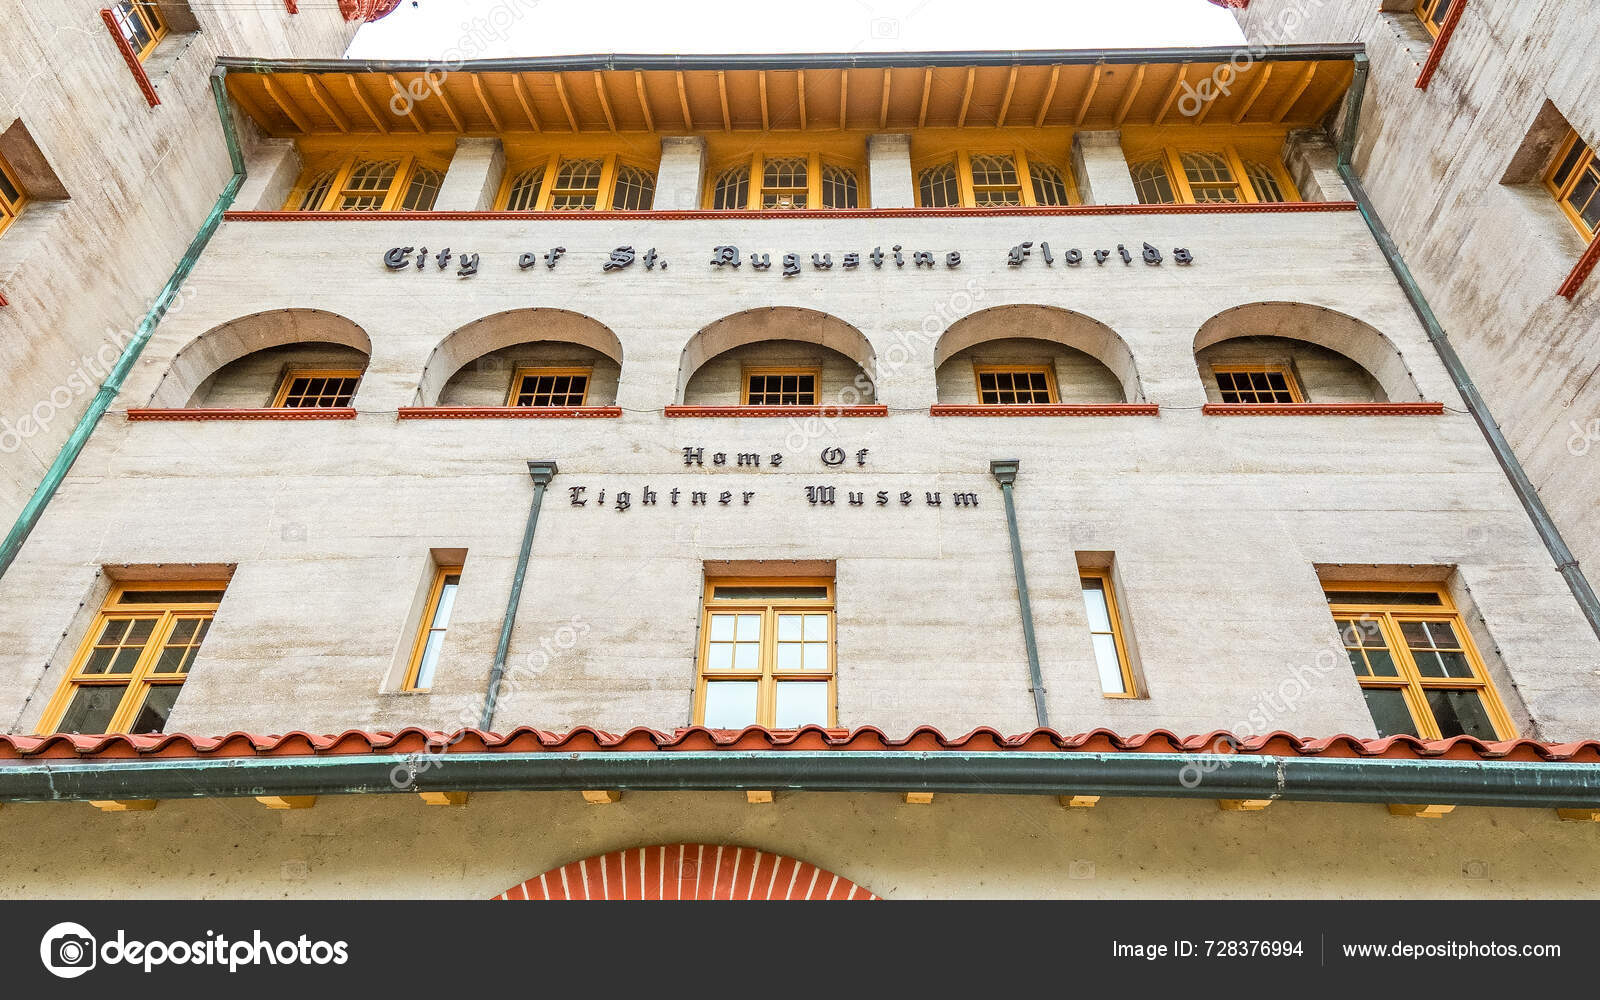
[706,643,734,670]
[709,614,736,641]
[56,685,129,734]
[774,681,829,729]
[802,615,827,641]
[1091,634,1127,694]
[1325,590,1443,606]
[413,631,446,689]
[736,614,762,639]
[732,643,760,671]
[505,166,545,210]
[777,614,802,641]
[1081,580,1113,632]
[431,575,460,629]
[1362,688,1419,739]
[803,642,829,670]
[128,685,181,734]
[776,643,802,670]
[702,681,758,729]
[1550,139,1586,190]
[1425,689,1497,740]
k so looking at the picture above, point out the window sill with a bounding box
[930,403,1158,416]
[664,405,888,418]
[396,405,622,419]
[1201,402,1444,416]
[127,407,357,421]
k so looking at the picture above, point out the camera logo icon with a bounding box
[40,922,97,978]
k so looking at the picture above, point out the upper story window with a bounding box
[913,150,1077,208]
[40,582,226,735]
[1213,365,1303,404]
[1414,0,1453,36]
[975,365,1057,405]
[404,564,462,692]
[1545,128,1599,242]
[695,579,835,729]
[510,368,590,407]
[1129,146,1298,205]
[0,152,26,239]
[497,154,656,211]
[1080,570,1135,697]
[744,367,819,406]
[706,153,862,210]
[1327,583,1513,740]
[111,1,167,62]
[272,369,361,408]
[288,154,446,212]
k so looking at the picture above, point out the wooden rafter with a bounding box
[262,76,312,133]
[342,73,388,133]
[1195,65,1228,124]
[592,72,616,131]
[1155,63,1190,124]
[428,74,464,131]
[839,69,849,129]
[1074,64,1103,126]
[758,71,769,130]
[472,75,502,132]
[552,73,579,131]
[996,66,1017,127]
[1233,63,1273,124]
[717,70,730,130]
[879,67,891,129]
[304,75,350,133]
[511,73,541,131]
[918,67,932,127]
[633,71,654,132]
[1114,64,1145,126]
[1033,65,1060,127]
[797,69,807,129]
[386,76,426,132]
[1273,62,1317,122]
[956,66,975,127]
[675,71,693,129]
[228,83,282,137]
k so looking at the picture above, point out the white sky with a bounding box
[348,0,1245,59]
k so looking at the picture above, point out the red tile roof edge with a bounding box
[2,726,1596,763]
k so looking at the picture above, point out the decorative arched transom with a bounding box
[494,844,879,901]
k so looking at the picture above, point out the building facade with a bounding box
[1,36,1598,898]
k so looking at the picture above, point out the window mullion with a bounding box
[956,150,976,207]
[325,157,359,211]
[595,154,619,212]
[1226,147,1259,203]
[807,152,822,208]
[1014,148,1037,208]
[106,610,175,732]
[1165,148,1196,203]
[535,153,560,211]
[381,154,416,212]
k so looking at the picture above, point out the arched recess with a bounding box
[1193,302,1423,403]
[493,844,879,901]
[934,306,1143,403]
[678,307,877,404]
[417,309,624,406]
[150,308,372,408]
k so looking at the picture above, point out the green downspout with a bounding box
[991,460,1049,728]
[480,460,558,732]
[0,68,247,579]
[1336,53,1600,640]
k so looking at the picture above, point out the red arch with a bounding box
[494,844,878,900]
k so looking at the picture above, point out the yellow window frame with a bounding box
[36,582,226,735]
[741,366,821,405]
[113,1,168,63]
[271,369,363,408]
[913,149,1079,208]
[1211,363,1305,403]
[284,153,449,212]
[1080,569,1137,698]
[493,153,659,211]
[1136,146,1298,205]
[0,153,26,239]
[693,578,836,729]
[1544,128,1598,242]
[1326,581,1516,740]
[701,152,868,210]
[972,364,1059,405]
[402,565,462,692]
[1414,0,1451,36]
[506,367,592,407]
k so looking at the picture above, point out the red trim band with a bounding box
[100,8,160,108]
[1558,233,1599,300]
[1202,402,1445,416]
[664,404,888,418]
[1415,0,1466,90]
[127,407,357,421]
[930,403,1158,417]
[398,405,622,419]
[223,201,1358,222]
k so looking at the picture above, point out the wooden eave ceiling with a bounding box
[226,59,1355,136]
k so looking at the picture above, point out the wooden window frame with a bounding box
[37,581,226,735]
[402,565,462,692]
[1326,581,1515,740]
[741,366,821,406]
[972,364,1059,405]
[493,153,657,212]
[271,369,363,408]
[505,367,592,407]
[702,152,867,211]
[693,577,836,729]
[284,153,451,212]
[913,149,1079,208]
[0,153,26,239]
[1134,146,1299,205]
[1544,128,1599,243]
[1414,0,1451,36]
[112,0,168,63]
[1080,569,1136,698]
[1211,363,1305,404]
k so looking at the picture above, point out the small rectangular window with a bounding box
[696,578,834,729]
[1213,365,1303,404]
[743,368,819,406]
[975,366,1057,405]
[40,582,226,735]
[272,370,361,408]
[509,368,590,407]
[404,565,462,691]
[111,1,167,62]
[1079,569,1135,697]
[1545,128,1599,242]
[0,152,26,238]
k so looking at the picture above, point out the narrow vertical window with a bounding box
[272,369,362,408]
[297,169,336,211]
[1079,570,1134,696]
[918,161,959,207]
[40,583,227,734]
[1545,129,1599,242]
[405,566,462,691]
[1244,161,1288,203]
[696,580,834,729]
[0,152,27,238]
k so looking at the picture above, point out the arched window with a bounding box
[1029,162,1072,206]
[611,164,655,210]
[712,164,750,210]
[399,165,444,211]
[339,159,401,211]
[761,156,809,209]
[1130,158,1176,204]
[297,169,336,211]
[503,166,545,210]
[969,154,1022,206]
[821,164,858,209]
[1179,152,1242,203]
[918,160,959,207]
[549,158,603,210]
[1243,161,1287,203]
[286,155,450,212]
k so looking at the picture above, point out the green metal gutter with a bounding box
[0,751,1596,808]
[481,461,558,731]
[991,460,1048,728]
[1335,53,1600,641]
[0,68,246,580]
